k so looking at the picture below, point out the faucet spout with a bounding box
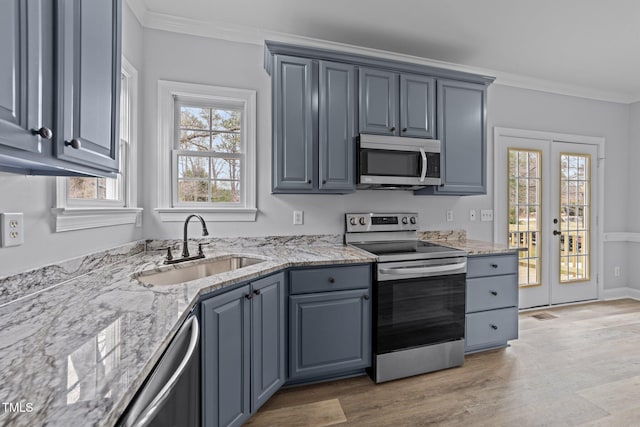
[182,214,209,258]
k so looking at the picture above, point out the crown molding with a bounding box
[127,2,637,104]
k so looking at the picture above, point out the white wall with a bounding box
[140,29,631,291]
[0,3,145,278]
[627,101,640,290]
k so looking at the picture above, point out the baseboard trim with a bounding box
[601,287,640,301]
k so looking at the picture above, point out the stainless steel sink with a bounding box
[136,256,265,286]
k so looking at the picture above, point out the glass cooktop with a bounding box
[350,240,466,261]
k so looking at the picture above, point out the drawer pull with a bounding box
[245,293,253,300]
[490,290,498,296]
[328,277,335,283]
[363,294,370,300]
[491,263,498,268]
[490,324,498,330]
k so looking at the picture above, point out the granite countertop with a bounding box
[0,237,375,427]
[418,230,524,255]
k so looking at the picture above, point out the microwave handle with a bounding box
[419,148,427,182]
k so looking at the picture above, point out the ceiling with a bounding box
[128,0,640,103]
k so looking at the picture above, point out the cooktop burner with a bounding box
[351,240,457,256]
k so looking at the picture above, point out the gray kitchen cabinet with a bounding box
[54,0,121,173]
[288,265,371,382]
[0,0,46,155]
[417,79,487,195]
[0,0,121,176]
[358,68,398,136]
[202,272,285,427]
[319,61,357,191]
[272,55,314,192]
[465,253,519,354]
[359,68,435,139]
[272,55,356,193]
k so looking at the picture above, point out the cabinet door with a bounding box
[434,80,487,195]
[251,273,286,412]
[399,74,435,139]
[54,0,121,173]
[202,286,251,427]
[0,0,44,154]
[289,289,371,381]
[318,61,356,191]
[272,55,315,192]
[358,68,398,136]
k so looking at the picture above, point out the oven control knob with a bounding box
[402,217,408,224]
[349,217,357,226]
[410,217,417,225]
[359,217,367,225]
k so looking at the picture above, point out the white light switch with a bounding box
[446,210,453,222]
[481,210,494,222]
[1,213,24,247]
[293,210,304,225]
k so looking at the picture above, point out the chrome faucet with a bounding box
[163,214,209,264]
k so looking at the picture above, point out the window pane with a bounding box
[178,155,209,179]
[211,158,240,180]
[180,130,210,151]
[180,106,209,129]
[69,178,97,199]
[178,180,209,202]
[212,132,241,153]
[211,109,241,132]
[211,181,240,203]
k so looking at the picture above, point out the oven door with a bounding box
[374,271,466,355]
[358,137,441,186]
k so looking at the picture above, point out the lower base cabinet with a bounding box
[465,253,519,353]
[288,265,372,382]
[201,272,286,427]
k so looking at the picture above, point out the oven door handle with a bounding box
[419,147,427,182]
[379,262,466,276]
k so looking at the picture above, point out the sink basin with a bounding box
[136,256,265,286]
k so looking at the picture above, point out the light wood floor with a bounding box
[246,299,640,427]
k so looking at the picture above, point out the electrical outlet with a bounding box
[481,210,494,222]
[1,213,24,247]
[469,209,476,221]
[446,210,453,222]
[614,266,621,277]
[293,210,304,225]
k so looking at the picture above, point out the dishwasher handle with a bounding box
[131,315,200,427]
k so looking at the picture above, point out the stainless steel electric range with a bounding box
[345,212,467,383]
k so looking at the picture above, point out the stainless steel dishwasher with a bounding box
[119,315,200,427]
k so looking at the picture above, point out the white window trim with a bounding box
[53,57,142,232]
[155,80,257,222]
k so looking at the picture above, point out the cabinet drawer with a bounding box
[289,265,370,294]
[465,307,518,349]
[467,254,517,278]
[466,275,518,313]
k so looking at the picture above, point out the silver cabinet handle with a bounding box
[419,147,427,182]
[379,262,467,276]
[132,316,199,427]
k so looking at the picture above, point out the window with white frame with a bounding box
[156,81,257,222]
[53,58,141,232]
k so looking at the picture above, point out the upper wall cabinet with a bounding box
[359,68,435,139]
[415,80,487,195]
[0,0,121,177]
[271,55,356,194]
[265,41,494,196]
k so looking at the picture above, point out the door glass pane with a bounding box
[508,149,541,287]
[559,153,590,283]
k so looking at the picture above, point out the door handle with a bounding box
[419,148,427,182]
[553,230,561,236]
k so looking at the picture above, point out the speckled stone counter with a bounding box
[418,230,523,255]
[0,237,374,427]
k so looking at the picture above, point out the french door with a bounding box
[495,133,599,309]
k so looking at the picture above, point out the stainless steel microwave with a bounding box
[357,134,441,190]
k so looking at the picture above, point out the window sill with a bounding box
[155,207,257,222]
[52,207,143,232]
